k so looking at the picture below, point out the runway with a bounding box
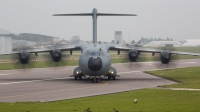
[0,59,199,102]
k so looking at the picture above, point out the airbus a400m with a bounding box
[1,8,200,83]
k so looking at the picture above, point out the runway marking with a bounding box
[0,77,72,85]
[0,71,141,85]
[0,81,108,99]
[155,88,200,91]
[185,62,198,63]
[0,73,16,76]
[145,65,200,72]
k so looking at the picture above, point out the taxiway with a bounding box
[0,59,199,102]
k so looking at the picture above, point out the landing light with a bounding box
[111,71,114,74]
[76,71,79,74]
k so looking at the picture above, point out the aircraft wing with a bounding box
[111,46,200,56]
[0,45,81,55]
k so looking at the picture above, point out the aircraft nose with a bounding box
[88,57,102,71]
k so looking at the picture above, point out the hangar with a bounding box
[182,39,200,47]
[144,41,182,47]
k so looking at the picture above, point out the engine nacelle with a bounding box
[51,49,62,62]
[128,49,140,62]
[19,51,30,64]
[160,51,171,64]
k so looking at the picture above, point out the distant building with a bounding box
[0,30,12,53]
[12,33,58,45]
[69,36,80,44]
[114,31,123,44]
[144,41,182,47]
[53,37,59,43]
[56,39,68,46]
[12,40,37,50]
[182,39,200,46]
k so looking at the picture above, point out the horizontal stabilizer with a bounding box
[97,13,137,16]
[53,13,92,16]
[53,13,137,16]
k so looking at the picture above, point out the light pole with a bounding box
[128,34,129,44]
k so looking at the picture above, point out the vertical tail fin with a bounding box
[53,8,137,44]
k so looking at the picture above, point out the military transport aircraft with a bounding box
[1,8,200,83]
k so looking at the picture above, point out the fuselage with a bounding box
[79,44,111,76]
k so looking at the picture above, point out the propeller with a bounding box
[9,49,70,71]
[119,49,146,71]
[9,52,36,71]
[42,50,70,68]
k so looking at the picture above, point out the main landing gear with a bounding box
[91,76,100,83]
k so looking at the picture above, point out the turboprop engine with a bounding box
[50,49,62,62]
[128,49,140,62]
[160,51,171,64]
[19,51,30,64]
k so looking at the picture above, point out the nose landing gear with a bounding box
[91,76,100,83]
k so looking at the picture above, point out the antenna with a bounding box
[53,8,137,44]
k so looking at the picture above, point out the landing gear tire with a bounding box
[79,76,82,80]
[96,78,99,83]
[91,78,95,83]
[75,77,77,80]
[108,76,111,80]
[112,76,116,80]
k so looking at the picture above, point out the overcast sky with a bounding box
[0,0,200,42]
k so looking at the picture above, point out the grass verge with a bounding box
[0,89,200,112]
[145,66,200,89]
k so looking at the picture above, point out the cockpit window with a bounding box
[90,52,100,57]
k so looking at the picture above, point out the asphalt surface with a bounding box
[0,59,199,102]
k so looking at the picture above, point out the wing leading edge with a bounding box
[112,46,200,56]
[0,45,82,55]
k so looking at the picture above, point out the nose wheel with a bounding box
[91,76,100,83]
[108,75,116,80]
[74,75,82,80]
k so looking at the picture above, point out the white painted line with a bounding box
[185,62,198,63]
[0,66,77,72]
[0,77,72,85]
[0,73,16,76]
[170,88,200,91]
[145,65,200,72]
[156,88,200,91]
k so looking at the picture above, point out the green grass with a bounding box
[0,60,78,70]
[1,89,200,112]
[146,66,200,89]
